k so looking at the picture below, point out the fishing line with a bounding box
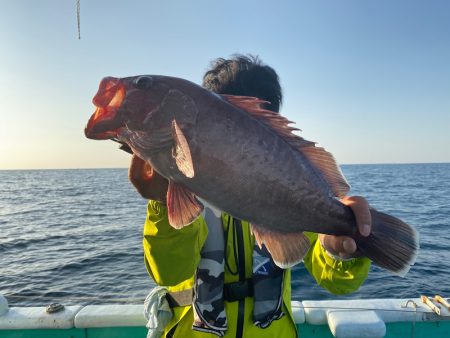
[76,0,81,39]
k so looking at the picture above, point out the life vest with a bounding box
[191,204,285,336]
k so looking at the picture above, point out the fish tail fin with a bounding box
[356,209,419,277]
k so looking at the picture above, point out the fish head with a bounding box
[85,75,173,140]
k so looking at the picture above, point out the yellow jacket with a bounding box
[143,200,371,337]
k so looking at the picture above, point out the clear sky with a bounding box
[1,0,449,169]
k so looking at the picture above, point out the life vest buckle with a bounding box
[224,279,253,302]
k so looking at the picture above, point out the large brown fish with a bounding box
[85,75,418,275]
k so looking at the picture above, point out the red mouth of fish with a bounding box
[85,77,126,140]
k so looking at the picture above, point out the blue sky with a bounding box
[1,0,449,169]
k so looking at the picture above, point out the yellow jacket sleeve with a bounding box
[303,232,371,295]
[142,200,208,286]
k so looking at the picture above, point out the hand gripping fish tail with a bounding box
[84,74,419,277]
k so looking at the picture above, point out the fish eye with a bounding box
[134,76,153,89]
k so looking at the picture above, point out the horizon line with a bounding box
[1,161,449,171]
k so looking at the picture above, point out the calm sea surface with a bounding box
[0,164,449,306]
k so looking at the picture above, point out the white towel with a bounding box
[144,286,173,338]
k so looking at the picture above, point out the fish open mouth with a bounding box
[85,77,126,140]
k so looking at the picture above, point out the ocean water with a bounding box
[0,164,449,307]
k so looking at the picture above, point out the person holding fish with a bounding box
[126,55,375,338]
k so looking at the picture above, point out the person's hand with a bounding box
[128,154,168,202]
[319,196,371,259]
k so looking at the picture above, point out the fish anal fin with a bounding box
[171,119,195,178]
[251,224,310,268]
[167,181,203,228]
[220,94,349,198]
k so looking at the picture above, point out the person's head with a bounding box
[202,54,282,112]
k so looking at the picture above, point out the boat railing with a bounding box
[0,294,449,338]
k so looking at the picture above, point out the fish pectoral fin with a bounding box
[167,180,203,228]
[251,224,310,268]
[171,119,195,178]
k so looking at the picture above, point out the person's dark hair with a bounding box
[202,54,282,112]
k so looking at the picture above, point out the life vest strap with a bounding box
[166,279,254,308]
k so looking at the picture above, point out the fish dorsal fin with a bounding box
[172,119,195,178]
[300,146,350,198]
[221,95,308,144]
[221,94,350,198]
[167,181,204,228]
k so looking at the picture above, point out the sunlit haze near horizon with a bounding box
[1,0,449,169]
